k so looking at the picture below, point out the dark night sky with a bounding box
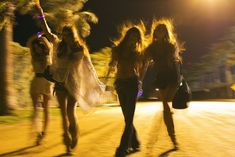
[14,0,235,65]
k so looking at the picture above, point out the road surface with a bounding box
[0,101,235,157]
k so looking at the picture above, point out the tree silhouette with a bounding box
[0,0,98,115]
[90,47,115,85]
[187,26,235,95]
[35,0,98,38]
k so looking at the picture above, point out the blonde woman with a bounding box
[144,19,184,149]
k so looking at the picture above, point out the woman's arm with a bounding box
[138,46,152,81]
[35,3,58,43]
[104,49,117,83]
[136,54,146,81]
[39,36,51,55]
[43,66,58,83]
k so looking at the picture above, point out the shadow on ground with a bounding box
[158,147,178,157]
[0,145,37,157]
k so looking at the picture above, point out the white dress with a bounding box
[51,48,106,111]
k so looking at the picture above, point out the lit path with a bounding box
[0,101,235,157]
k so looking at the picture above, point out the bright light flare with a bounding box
[188,101,235,114]
[231,84,235,91]
[188,0,230,10]
[205,0,218,3]
[204,0,228,8]
[34,0,40,5]
[182,0,232,21]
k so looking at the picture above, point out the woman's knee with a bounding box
[67,96,77,115]
[67,95,76,106]
[56,92,67,105]
[42,95,50,108]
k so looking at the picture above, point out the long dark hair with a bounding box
[153,24,170,42]
[149,18,185,61]
[113,24,145,61]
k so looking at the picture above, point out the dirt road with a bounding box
[0,101,235,157]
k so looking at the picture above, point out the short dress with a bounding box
[30,54,53,97]
[50,46,105,111]
[147,42,181,90]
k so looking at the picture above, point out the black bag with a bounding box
[172,78,191,109]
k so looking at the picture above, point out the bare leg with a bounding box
[160,88,178,149]
[31,94,39,133]
[56,91,71,154]
[67,95,78,149]
[34,94,50,145]
[42,94,50,134]
[31,94,44,145]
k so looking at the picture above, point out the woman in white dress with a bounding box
[35,3,105,154]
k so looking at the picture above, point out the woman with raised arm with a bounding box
[28,34,53,145]
[107,25,145,157]
[145,19,183,149]
[35,3,105,155]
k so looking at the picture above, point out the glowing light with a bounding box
[187,102,235,114]
[182,0,231,21]
[231,84,235,91]
[37,32,42,38]
[189,0,229,9]
[137,89,143,97]
[205,0,216,3]
[35,0,40,5]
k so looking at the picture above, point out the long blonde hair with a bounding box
[149,18,185,60]
[112,21,147,55]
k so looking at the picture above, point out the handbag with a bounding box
[172,77,191,109]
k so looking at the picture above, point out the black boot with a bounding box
[115,148,128,157]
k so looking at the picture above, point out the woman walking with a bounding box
[28,34,53,145]
[107,25,145,157]
[35,3,105,154]
[144,19,184,149]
